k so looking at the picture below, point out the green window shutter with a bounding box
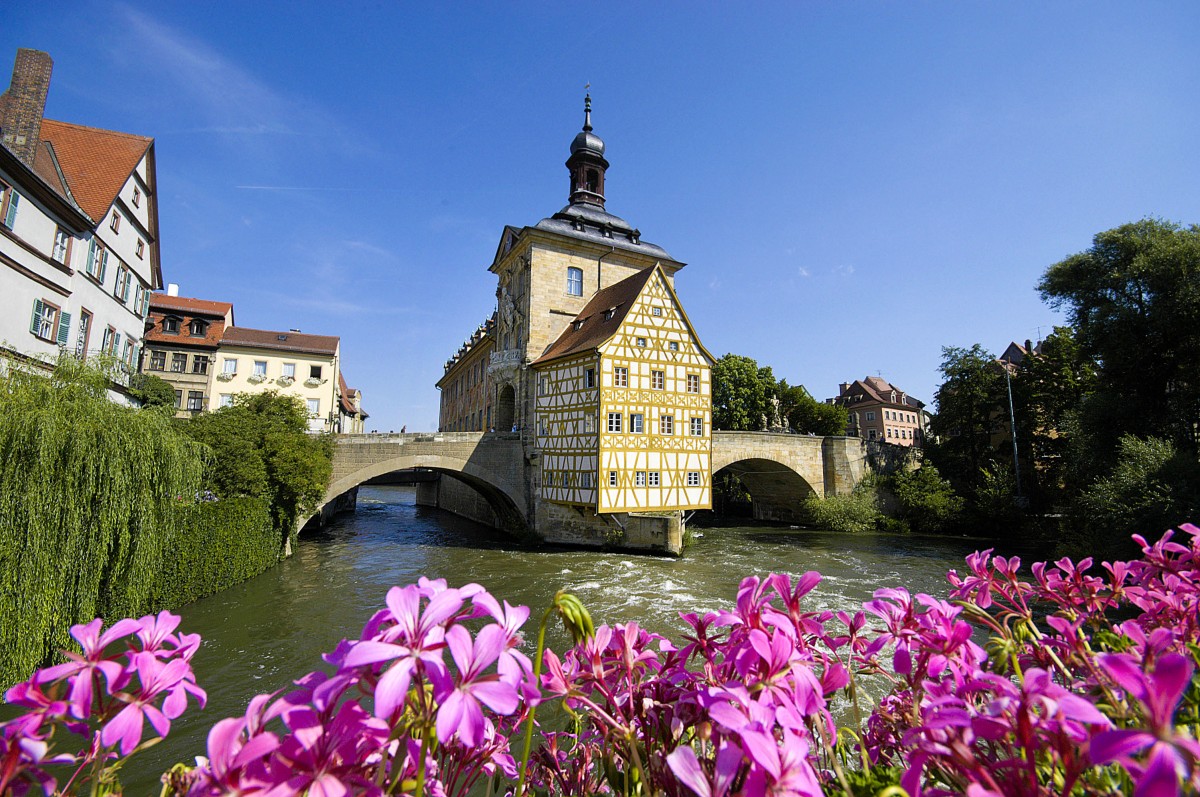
[29,299,44,335]
[57,311,71,346]
[122,275,132,303]
[86,240,97,275]
[4,191,19,228]
[112,332,121,354]
[98,250,108,283]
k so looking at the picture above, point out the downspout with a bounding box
[596,246,616,292]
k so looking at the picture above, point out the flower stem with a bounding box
[515,603,555,797]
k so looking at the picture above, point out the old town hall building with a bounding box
[437,97,713,540]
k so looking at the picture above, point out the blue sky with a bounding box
[5,2,1198,431]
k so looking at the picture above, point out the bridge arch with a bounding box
[711,452,819,523]
[317,440,530,537]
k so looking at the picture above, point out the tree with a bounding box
[711,354,773,431]
[128,372,176,409]
[888,463,963,535]
[927,345,1006,494]
[181,391,332,534]
[778,380,848,435]
[1038,219,1200,462]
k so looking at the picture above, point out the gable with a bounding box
[37,119,151,222]
[600,268,714,367]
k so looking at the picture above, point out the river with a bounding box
[122,484,992,792]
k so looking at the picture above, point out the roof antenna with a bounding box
[583,83,592,131]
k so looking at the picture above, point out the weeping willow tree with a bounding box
[0,353,207,685]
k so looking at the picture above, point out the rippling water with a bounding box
[121,485,990,792]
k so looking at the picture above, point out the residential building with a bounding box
[436,316,495,431]
[830,376,927,446]
[212,327,342,433]
[0,49,160,386]
[338,373,369,434]
[141,289,234,416]
[437,94,714,520]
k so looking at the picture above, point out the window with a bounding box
[691,417,704,436]
[630,413,644,433]
[132,186,141,207]
[686,374,699,393]
[609,471,618,487]
[109,212,121,233]
[613,366,628,387]
[310,365,322,379]
[192,356,208,375]
[607,412,622,433]
[584,415,595,433]
[222,358,237,375]
[545,472,553,487]
[122,340,134,368]
[566,267,583,296]
[580,472,592,489]
[635,471,646,487]
[648,472,660,487]
[85,240,108,282]
[584,368,595,388]
[162,316,180,334]
[539,377,547,395]
[76,310,91,358]
[868,429,877,440]
[171,353,187,373]
[668,341,679,351]
[636,337,647,347]
[52,228,71,264]
[282,362,295,379]
[219,394,233,408]
[253,360,267,376]
[29,299,61,342]
[189,319,207,337]
[112,266,127,301]
[186,391,204,411]
[652,306,662,317]
[101,326,118,355]
[174,391,182,409]
[1,181,20,229]
[660,415,674,435]
[149,350,166,370]
[652,370,664,390]
[687,471,701,487]
[306,398,320,417]
[865,411,875,421]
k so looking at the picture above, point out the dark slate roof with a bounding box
[533,202,675,262]
[532,266,658,366]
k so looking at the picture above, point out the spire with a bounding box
[567,90,608,208]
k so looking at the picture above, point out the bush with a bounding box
[802,480,882,533]
[888,462,964,534]
[153,497,279,609]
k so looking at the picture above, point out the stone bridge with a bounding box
[312,431,867,539]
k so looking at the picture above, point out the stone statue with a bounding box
[499,288,516,336]
[760,413,769,432]
[769,395,785,432]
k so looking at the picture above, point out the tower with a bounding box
[566,94,608,208]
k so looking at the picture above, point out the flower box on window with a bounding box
[216,372,235,382]
[246,373,266,384]
[304,377,323,388]
[277,376,295,387]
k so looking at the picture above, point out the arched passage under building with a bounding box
[713,457,818,523]
[495,385,516,432]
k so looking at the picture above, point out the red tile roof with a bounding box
[221,326,339,356]
[150,293,234,318]
[37,119,150,221]
[532,267,657,366]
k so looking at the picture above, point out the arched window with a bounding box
[585,169,599,193]
[566,267,583,296]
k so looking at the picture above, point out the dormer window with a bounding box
[603,308,616,321]
[162,316,180,334]
[573,320,584,331]
[189,319,208,337]
[110,212,121,234]
[132,187,141,208]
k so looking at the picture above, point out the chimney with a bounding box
[1025,339,1033,353]
[167,283,179,297]
[839,382,850,396]
[0,49,53,167]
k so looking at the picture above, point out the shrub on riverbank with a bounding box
[0,354,206,686]
[154,497,279,609]
[4,523,1198,796]
[801,478,882,532]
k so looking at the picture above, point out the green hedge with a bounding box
[151,497,281,610]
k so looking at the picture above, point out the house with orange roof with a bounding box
[0,49,160,388]
[142,288,235,416]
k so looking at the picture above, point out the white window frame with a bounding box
[631,413,644,433]
[660,415,674,435]
[648,472,660,487]
[691,417,704,436]
[607,412,622,433]
[614,366,628,387]
[282,362,296,378]
[652,370,664,390]
[635,471,646,487]
[219,394,234,408]
[609,471,618,487]
[566,267,583,296]
[687,374,700,393]
[222,358,237,375]
[687,471,700,487]
[253,360,267,377]
[306,398,320,417]
[52,228,71,264]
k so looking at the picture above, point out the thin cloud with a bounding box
[119,6,355,151]
[834,264,856,276]
[797,266,811,278]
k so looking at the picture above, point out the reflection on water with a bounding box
[123,485,988,791]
